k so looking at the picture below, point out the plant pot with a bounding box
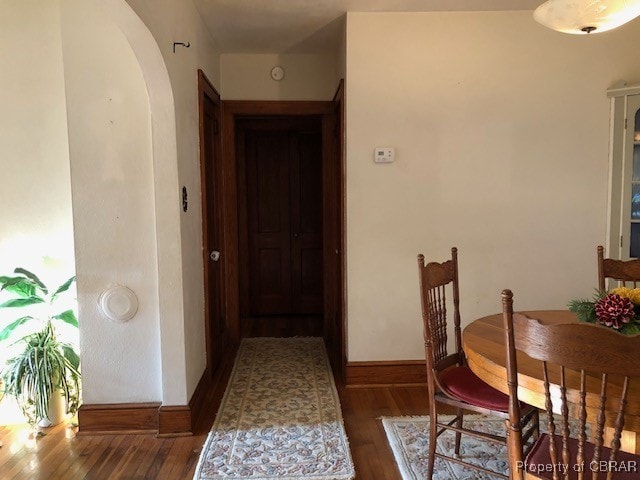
[37,389,66,428]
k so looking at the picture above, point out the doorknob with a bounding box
[210,250,221,262]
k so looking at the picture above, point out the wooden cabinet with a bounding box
[607,82,640,259]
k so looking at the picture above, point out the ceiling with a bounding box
[192,0,542,53]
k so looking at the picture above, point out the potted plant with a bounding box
[0,268,80,427]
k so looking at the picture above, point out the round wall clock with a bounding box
[270,66,285,81]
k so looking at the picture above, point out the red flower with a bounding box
[595,293,635,329]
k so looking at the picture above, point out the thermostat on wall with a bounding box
[374,147,395,163]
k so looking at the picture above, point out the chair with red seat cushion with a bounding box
[417,248,539,479]
[501,289,640,480]
[439,365,513,411]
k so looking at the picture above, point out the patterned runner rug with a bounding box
[382,415,508,479]
[194,337,355,480]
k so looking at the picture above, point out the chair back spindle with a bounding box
[597,245,640,291]
[418,249,461,370]
[502,289,640,480]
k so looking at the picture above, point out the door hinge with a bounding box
[621,235,624,248]
[625,118,628,130]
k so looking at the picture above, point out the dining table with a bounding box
[462,310,640,454]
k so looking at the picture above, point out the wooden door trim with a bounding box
[221,100,341,349]
[223,100,333,116]
[198,69,223,375]
[332,79,347,379]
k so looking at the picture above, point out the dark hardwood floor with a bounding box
[0,386,430,479]
[0,320,431,479]
[241,314,324,337]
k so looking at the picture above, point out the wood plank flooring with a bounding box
[0,319,432,479]
[0,385,430,479]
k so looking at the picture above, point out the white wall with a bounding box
[60,0,161,403]
[0,3,74,423]
[345,11,640,361]
[13,0,638,408]
[221,54,336,100]
[59,0,221,406]
[0,0,74,288]
[125,0,221,402]
[336,24,346,84]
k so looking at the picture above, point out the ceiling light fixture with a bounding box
[534,0,640,34]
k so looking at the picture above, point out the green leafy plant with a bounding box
[0,268,80,425]
[3,321,80,425]
[567,290,603,324]
[0,268,77,341]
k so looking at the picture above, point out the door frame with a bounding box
[220,99,345,373]
[332,80,347,379]
[198,69,225,376]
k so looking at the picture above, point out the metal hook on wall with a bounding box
[173,41,191,53]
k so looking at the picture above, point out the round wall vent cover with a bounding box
[99,285,138,322]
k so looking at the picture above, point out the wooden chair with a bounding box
[597,245,640,291]
[417,248,539,479]
[502,289,640,480]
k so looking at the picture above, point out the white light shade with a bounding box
[534,0,640,34]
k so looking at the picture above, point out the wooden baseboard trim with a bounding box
[157,405,192,436]
[77,354,229,437]
[188,368,214,428]
[345,360,427,386]
[156,368,214,436]
[77,402,161,435]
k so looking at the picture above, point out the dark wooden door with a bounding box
[244,119,323,315]
[199,71,224,374]
[290,131,323,313]
[328,80,345,379]
[245,129,293,314]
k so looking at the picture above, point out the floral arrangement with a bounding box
[568,287,640,335]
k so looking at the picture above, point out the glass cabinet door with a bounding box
[622,95,640,258]
[631,107,640,257]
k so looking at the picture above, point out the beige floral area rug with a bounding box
[194,337,355,480]
[382,415,508,480]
